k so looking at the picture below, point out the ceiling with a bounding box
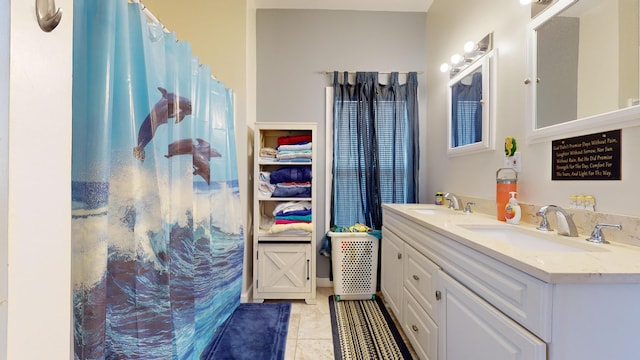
[254,0,434,12]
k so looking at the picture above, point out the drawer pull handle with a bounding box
[412,275,420,281]
[397,253,402,260]
[412,325,419,332]
[435,290,442,301]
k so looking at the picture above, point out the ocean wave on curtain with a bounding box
[71,0,243,359]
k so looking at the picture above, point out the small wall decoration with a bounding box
[551,129,621,180]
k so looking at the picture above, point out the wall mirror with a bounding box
[531,0,558,18]
[527,0,640,143]
[447,49,497,156]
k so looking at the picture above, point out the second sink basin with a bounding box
[458,224,604,253]
[411,207,461,216]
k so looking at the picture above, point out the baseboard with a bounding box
[241,286,252,304]
[242,279,331,303]
[316,277,333,288]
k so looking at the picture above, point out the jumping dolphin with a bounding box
[133,87,193,162]
[164,138,222,184]
[164,138,197,159]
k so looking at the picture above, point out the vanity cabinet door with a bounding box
[438,271,547,360]
[381,227,404,317]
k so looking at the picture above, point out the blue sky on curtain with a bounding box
[71,1,243,359]
[331,71,419,230]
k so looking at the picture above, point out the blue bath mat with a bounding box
[201,302,291,360]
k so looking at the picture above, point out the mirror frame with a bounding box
[526,0,640,143]
[447,49,497,156]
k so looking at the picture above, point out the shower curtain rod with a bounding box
[128,1,220,80]
[131,0,170,33]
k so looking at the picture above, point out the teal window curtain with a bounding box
[331,71,419,230]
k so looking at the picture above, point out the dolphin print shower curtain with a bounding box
[71,1,243,359]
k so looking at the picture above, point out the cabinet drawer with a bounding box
[404,244,440,321]
[403,289,438,360]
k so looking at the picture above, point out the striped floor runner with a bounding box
[329,296,413,360]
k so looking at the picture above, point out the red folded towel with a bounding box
[277,135,311,146]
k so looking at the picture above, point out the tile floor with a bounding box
[268,287,417,360]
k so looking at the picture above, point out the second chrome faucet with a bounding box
[536,205,579,237]
[444,192,461,210]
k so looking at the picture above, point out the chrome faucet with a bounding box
[464,201,475,214]
[536,205,579,237]
[586,223,622,244]
[444,192,461,210]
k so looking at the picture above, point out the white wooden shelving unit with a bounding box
[252,122,317,304]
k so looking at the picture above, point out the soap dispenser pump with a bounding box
[505,192,521,225]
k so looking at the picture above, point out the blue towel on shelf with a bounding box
[269,166,312,184]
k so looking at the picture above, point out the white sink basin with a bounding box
[459,225,603,253]
[412,208,460,216]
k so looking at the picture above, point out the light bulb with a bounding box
[440,63,451,73]
[464,41,475,53]
[450,54,462,65]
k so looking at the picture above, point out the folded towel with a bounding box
[258,181,275,197]
[272,186,311,198]
[277,152,312,160]
[275,209,312,217]
[260,147,277,158]
[276,181,311,188]
[275,219,311,225]
[269,166,312,184]
[277,149,312,155]
[268,222,313,234]
[275,214,312,222]
[278,158,311,163]
[277,143,312,151]
[273,201,312,216]
[277,135,312,146]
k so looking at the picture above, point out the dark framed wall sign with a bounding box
[551,129,621,181]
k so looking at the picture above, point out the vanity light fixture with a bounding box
[463,41,475,53]
[440,33,493,77]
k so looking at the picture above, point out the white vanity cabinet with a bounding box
[382,204,640,360]
[382,219,547,360]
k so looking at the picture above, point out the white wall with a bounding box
[426,0,640,217]
[0,0,9,356]
[6,0,73,358]
[256,9,428,279]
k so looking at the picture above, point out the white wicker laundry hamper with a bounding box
[329,231,379,301]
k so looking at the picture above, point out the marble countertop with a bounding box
[383,203,640,284]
